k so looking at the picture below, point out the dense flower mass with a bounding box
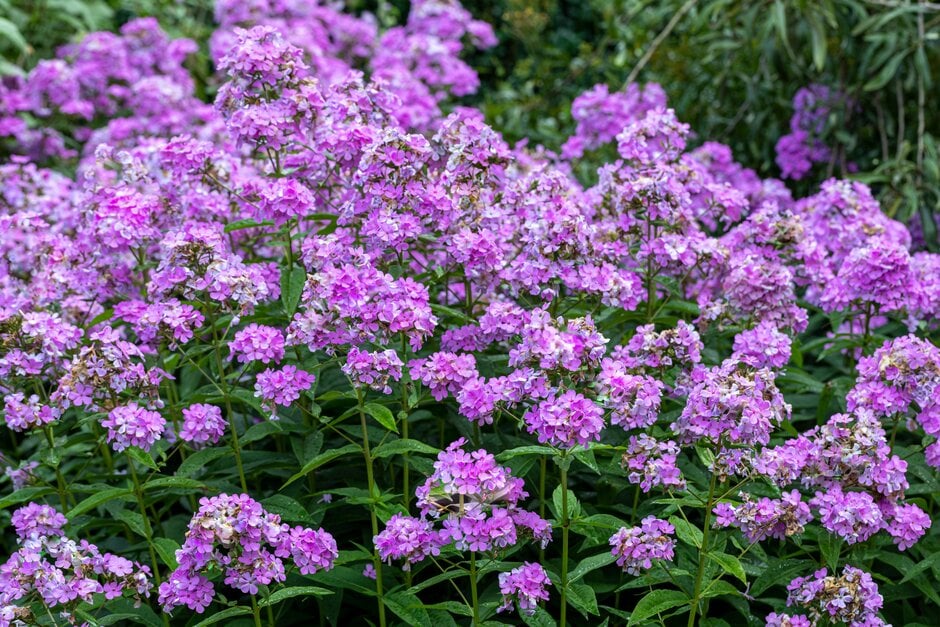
[179,403,226,446]
[254,365,315,417]
[158,494,337,613]
[609,516,677,575]
[672,359,790,446]
[374,514,445,570]
[780,566,886,626]
[714,490,812,542]
[523,390,605,448]
[101,403,166,452]
[497,562,551,615]
[0,1,938,625]
[373,439,552,564]
[2,503,152,620]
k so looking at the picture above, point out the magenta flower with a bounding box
[101,403,166,452]
[159,494,336,613]
[784,565,885,626]
[254,365,315,418]
[179,403,226,446]
[713,489,812,543]
[497,562,550,615]
[343,346,404,394]
[610,516,676,575]
[374,514,445,571]
[229,324,285,364]
[523,389,604,449]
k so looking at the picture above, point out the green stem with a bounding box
[560,463,570,627]
[43,427,69,512]
[207,307,248,492]
[464,278,473,315]
[631,483,641,524]
[285,220,294,270]
[539,455,547,563]
[644,212,657,322]
[402,414,410,507]
[250,594,262,627]
[358,392,387,627]
[469,551,480,626]
[265,599,275,626]
[126,455,170,627]
[889,414,902,451]
[688,470,719,627]
[400,334,410,508]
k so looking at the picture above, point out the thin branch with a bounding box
[916,0,927,186]
[624,0,698,87]
[864,0,940,11]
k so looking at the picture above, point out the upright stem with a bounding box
[401,415,410,507]
[560,463,570,627]
[688,470,719,627]
[630,484,641,524]
[539,456,547,563]
[358,392,387,627]
[127,455,170,627]
[285,220,294,270]
[469,551,480,626]
[645,215,656,322]
[250,594,263,627]
[43,427,69,512]
[400,334,410,509]
[207,307,248,492]
[463,278,473,315]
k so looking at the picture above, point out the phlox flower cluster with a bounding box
[755,410,931,549]
[671,359,790,446]
[113,299,204,349]
[375,439,550,571]
[179,403,227,447]
[731,320,792,370]
[253,365,315,418]
[229,324,285,364]
[3,461,38,490]
[2,0,940,624]
[101,402,166,452]
[775,85,844,180]
[497,562,551,616]
[342,346,404,394]
[609,516,676,575]
[1,504,152,621]
[409,352,478,401]
[50,327,168,415]
[621,434,686,492]
[508,311,608,373]
[373,514,445,571]
[286,257,438,353]
[847,335,940,431]
[561,82,666,158]
[595,363,663,430]
[614,321,703,372]
[523,390,605,449]
[713,490,812,542]
[159,494,337,613]
[775,565,886,627]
